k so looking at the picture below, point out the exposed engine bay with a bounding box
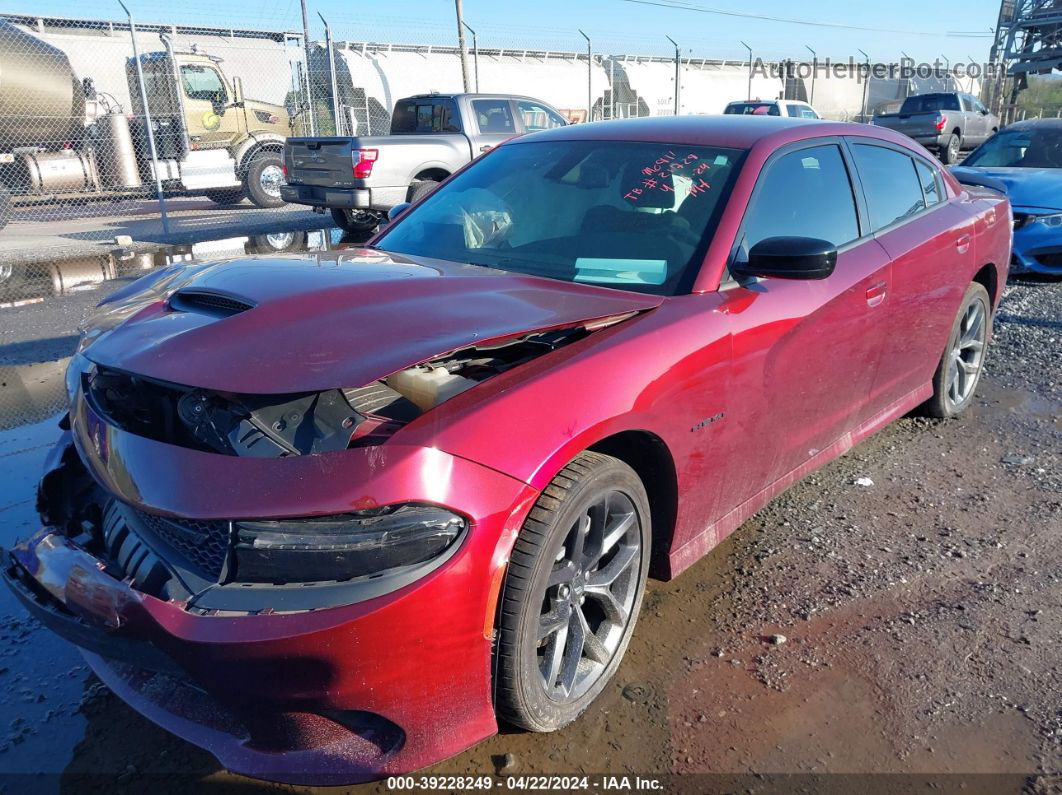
[83,326,595,457]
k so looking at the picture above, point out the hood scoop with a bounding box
[169,288,257,317]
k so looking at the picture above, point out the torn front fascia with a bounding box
[81,324,599,459]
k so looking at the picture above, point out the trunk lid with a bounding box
[285,136,391,188]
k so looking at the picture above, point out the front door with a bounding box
[178,61,241,150]
[720,141,892,506]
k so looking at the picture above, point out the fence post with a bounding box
[462,21,479,93]
[299,0,316,135]
[318,13,341,135]
[118,0,169,235]
[579,30,592,121]
[858,49,871,123]
[666,36,681,115]
[741,41,753,101]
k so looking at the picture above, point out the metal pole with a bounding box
[666,36,680,115]
[300,0,316,135]
[579,30,592,121]
[455,0,471,93]
[741,41,752,101]
[805,45,816,105]
[318,13,341,135]
[941,54,950,88]
[462,21,479,92]
[118,0,168,235]
[858,48,871,123]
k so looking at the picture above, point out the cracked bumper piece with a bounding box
[5,411,536,784]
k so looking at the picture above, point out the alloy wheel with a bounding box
[946,298,986,409]
[259,165,285,199]
[536,490,642,701]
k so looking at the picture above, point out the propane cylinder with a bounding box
[95,111,142,189]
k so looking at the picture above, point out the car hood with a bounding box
[82,249,662,394]
[951,166,1062,212]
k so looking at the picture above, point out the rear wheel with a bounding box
[408,179,440,203]
[204,189,246,206]
[496,452,651,732]
[922,282,991,418]
[330,207,382,233]
[244,152,285,208]
[940,133,961,165]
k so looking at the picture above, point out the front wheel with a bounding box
[244,152,286,209]
[496,451,651,732]
[204,189,246,206]
[330,207,382,233]
[921,282,991,418]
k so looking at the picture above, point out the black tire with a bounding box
[243,152,285,209]
[921,282,991,419]
[408,179,440,203]
[0,184,11,232]
[246,231,307,254]
[204,189,246,206]
[330,207,381,233]
[940,133,961,165]
[496,451,651,732]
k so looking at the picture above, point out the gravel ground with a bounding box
[0,276,1059,793]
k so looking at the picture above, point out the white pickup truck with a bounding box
[281,93,568,232]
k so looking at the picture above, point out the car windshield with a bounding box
[376,140,744,296]
[963,127,1062,168]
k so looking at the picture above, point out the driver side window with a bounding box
[742,144,861,252]
[180,64,227,103]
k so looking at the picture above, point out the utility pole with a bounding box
[666,36,681,115]
[300,0,316,134]
[455,0,471,93]
[318,13,341,134]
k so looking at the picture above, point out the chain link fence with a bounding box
[0,9,1000,268]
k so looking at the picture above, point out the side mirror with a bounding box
[733,236,837,281]
[387,202,411,222]
[232,76,244,106]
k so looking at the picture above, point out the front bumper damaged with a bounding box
[4,394,537,784]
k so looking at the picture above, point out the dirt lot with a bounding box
[2,278,1060,794]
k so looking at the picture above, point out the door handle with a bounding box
[956,234,971,254]
[866,281,887,307]
[479,144,493,153]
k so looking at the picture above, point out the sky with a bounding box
[10,0,1002,63]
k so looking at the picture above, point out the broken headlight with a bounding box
[232,504,466,584]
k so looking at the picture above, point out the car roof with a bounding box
[1006,118,1062,129]
[515,114,893,150]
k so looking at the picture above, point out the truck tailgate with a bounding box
[286,137,358,187]
[878,112,941,136]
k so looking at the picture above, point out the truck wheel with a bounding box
[940,134,961,165]
[330,208,381,233]
[204,189,246,206]
[0,185,11,232]
[244,152,286,209]
[409,179,440,203]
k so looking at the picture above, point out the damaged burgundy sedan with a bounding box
[5,117,1010,784]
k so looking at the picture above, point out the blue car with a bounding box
[952,119,1062,277]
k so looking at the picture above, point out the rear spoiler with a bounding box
[949,168,1008,195]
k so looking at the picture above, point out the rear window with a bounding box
[377,140,745,296]
[851,144,926,229]
[900,94,960,113]
[391,98,461,134]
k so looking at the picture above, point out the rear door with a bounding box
[849,141,974,408]
[721,140,892,499]
[468,98,519,155]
